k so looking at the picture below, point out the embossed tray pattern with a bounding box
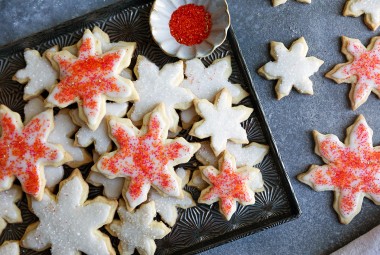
[0,0,301,254]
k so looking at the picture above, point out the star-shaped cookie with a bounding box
[272,0,311,7]
[190,89,253,156]
[298,115,380,224]
[0,186,22,235]
[258,37,324,99]
[94,104,200,210]
[326,36,380,110]
[199,151,264,220]
[0,105,69,200]
[344,0,380,30]
[46,29,138,130]
[128,55,194,132]
[0,241,20,255]
[13,47,58,100]
[107,201,170,255]
[21,169,117,254]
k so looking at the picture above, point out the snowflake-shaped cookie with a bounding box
[196,141,269,168]
[298,115,380,224]
[190,89,253,156]
[71,103,128,154]
[0,105,69,200]
[46,29,138,130]
[188,170,209,190]
[0,241,20,255]
[128,55,194,132]
[259,37,324,99]
[87,171,124,200]
[94,104,200,209]
[344,0,380,30]
[272,0,311,7]
[13,47,58,100]
[0,186,22,235]
[107,201,170,255]
[148,168,195,226]
[326,36,380,110]
[179,56,248,127]
[199,151,264,220]
[21,169,117,254]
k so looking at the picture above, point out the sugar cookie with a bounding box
[148,168,196,226]
[188,170,208,190]
[0,186,22,235]
[344,0,380,30]
[46,29,138,130]
[128,55,194,132]
[198,151,264,220]
[298,115,380,224]
[272,0,311,7]
[326,36,380,110]
[190,89,253,156]
[21,169,117,255]
[258,37,323,99]
[106,200,170,255]
[0,105,69,200]
[0,241,20,255]
[13,47,58,100]
[94,104,200,210]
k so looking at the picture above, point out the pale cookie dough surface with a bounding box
[326,36,380,110]
[190,89,253,156]
[199,151,264,220]
[344,0,380,30]
[107,201,171,255]
[128,55,194,132]
[259,37,323,99]
[272,0,311,7]
[14,47,58,100]
[298,115,380,224]
[21,169,117,255]
[0,186,22,235]
[0,241,20,255]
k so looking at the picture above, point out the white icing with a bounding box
[21,171,116,255]
[128,56,194,132]
[86,171,124,199]
[196,141,269,168]
[148,168,195,226]
[44,166,64,190]
[15,47,58,99]
[262,37,323,99]
[272,0,311,7]
[0,241,20,255]
[350,0,380,25]
[191,89,253,156]
[181,56,248,103]
[0,186,22,235]
[48,110,91,168]
[108,201,170,255]
[23,97,47,124]
[188,170,208,190]
[73,103,128,154]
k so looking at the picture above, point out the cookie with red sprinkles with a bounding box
[93,103,200,210]
[198,151,264,220]
[298,115,380,224]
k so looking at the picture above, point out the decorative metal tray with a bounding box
[0,0,301,254]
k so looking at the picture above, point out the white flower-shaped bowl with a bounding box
[150,0,230,59]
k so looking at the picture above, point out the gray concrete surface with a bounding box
[2,0,380,254]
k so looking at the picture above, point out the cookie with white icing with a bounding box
[46,29,138,130]
[0,186,22,235]
[298,115,380,224]
[71,102,128,155]
[180,56,248,128]
[0,241,20,255]
[258,37,323,99]
[13,47,58,100]
[198,151,264,220]
[106,200,170,255]
[344,0,380,30]
[128,55,194,132]
[21,169,117,255]
[196,141,269,168]
[190,89,253,156]
[188,170,208,190]
[272,0,311,7]
[148,168,196,226]
[94,103,200,210]
[326,36,380,110]
[0,105,70,200]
